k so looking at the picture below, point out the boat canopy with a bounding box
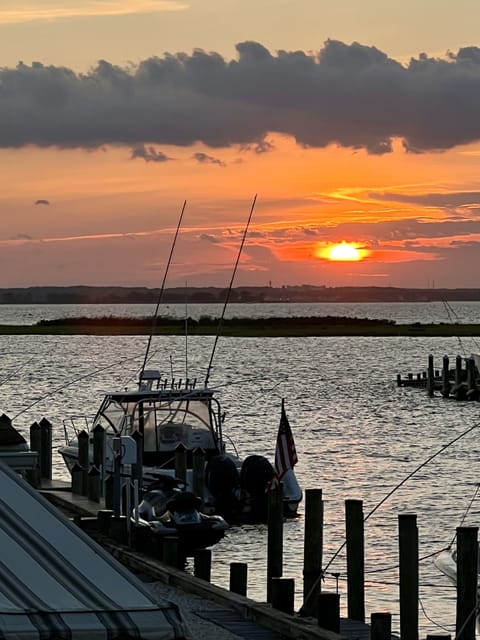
[94,387,222,460]
[0,460,187,639]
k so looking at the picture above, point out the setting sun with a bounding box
[317,241,368,262]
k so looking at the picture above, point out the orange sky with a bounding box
[1,2,480,288]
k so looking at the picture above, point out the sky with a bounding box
[2,1,480,289]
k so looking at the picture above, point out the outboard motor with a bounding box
[205,454,241,520]
[240,455,275,522]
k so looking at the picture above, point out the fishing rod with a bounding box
[139,200,187,385]
[204,194,257,388]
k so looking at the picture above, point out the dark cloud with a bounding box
[34,199,50,205]
[370,191,480,207]
[3,41,480,153]
[192,152,225,166]
[200,233,221,243]
[131,144,171,162]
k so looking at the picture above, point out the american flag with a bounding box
[274,399,298,480]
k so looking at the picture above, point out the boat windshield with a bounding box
[97,395,217,452]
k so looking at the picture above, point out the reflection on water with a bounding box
[0,323,478,635]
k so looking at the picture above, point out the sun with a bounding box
[326,241,364,261]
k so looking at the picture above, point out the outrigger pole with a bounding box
[139,200,187,386]
[204,194,257,388]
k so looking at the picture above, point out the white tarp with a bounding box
[0,461,188,639]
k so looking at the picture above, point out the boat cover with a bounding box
[0,461,188,639]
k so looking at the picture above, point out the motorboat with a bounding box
[59,369,302,523]
[134,474,229,554]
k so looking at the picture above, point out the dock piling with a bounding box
[345,498,365,622]
[317,592,340,633]
[302,488,323,617]
[193,549,212,582]
[371,612,392,640]
[229,562,248,596]
[456,526,478,640]
[399,513,419,640]
[270,577,295,615]
[267,482,283,602]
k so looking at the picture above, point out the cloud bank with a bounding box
[3,40,480,154]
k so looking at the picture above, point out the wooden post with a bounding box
[29,421,42,487]
[317,593,340,633]
[230,562,248,596]
[398,513,418,640]
[426,636,451,640]
[97,509,113,535]
[194,549,212,581]
[271,577,295,615]
[441,355,450,397]
[87,465,101,502]
[371,612,392,640]
[267,482,283,602]
[104,473,114,510]
[163,536,180,569]
[92,424,105,490]
[71,462,84,495]
[175,443,187,484]
[345,499,365,622]
[466,358,478,400]
[302,489,323,616]
[39,417,52,480]
[192,448,205,505]
[109,515,128,544]
[427,354,434,397]
[456,526,478,640]
[78,429,89,495]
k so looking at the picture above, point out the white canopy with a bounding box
[0,460,188,639]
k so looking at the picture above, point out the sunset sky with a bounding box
[2,1,480,289]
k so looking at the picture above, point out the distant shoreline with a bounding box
[1,316,480,337]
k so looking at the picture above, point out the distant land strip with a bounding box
[0,316,479,336]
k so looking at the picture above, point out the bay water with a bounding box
[2,301,480,635]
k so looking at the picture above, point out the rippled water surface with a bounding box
[2,303,480,635]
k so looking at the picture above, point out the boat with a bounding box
[59,369,302,523]
[134,474,229,553]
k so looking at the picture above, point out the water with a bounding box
[2,303,480,635]
[2,299,480,325]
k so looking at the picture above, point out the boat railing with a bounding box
[62,415,91,445]
[222,433,239,459]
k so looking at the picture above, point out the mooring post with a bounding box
[97,509,113,535]
[466,358,478,400]
[271,577,295,614]
[39,417,52,480]
[398,513,419,640]
[104,473,114,510]
[456,526,478,640]
[192,447,205,506]
[163,536,180,569]
[345,498,365,622]
[230,562,248,596]
[92,424,105,490]
[317,593,340,633]
[175,443,187,484]
[71,462,84,495]
[302,489,323,616]
[441,355,450,397]
[29,421,42,487]
[267,482,283,602]
[371,612,392,640]
[426,636,452,640]
[78,429,89,495]
[427,354,435,397]
[194,549,212,581]
[87,465,101,502]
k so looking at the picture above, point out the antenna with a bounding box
[204,194,257,387]
[184,280,189,383]
[139,200,187,386]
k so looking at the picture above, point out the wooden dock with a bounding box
[38,483,378,640]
